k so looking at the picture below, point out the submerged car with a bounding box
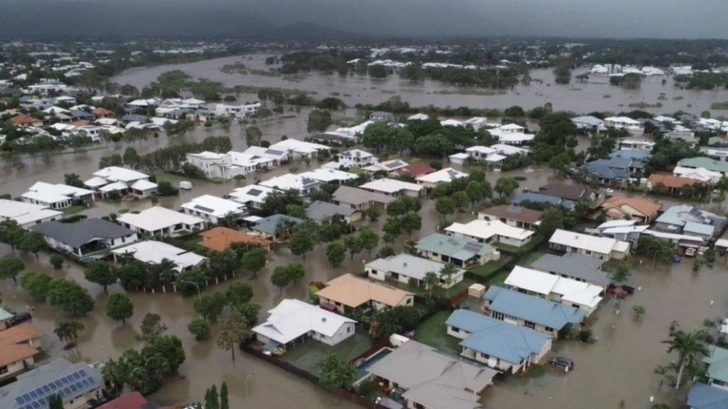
[549,356,574,371]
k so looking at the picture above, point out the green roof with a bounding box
[678,157,728,173]
[704,345,728,384]
[415,233,493,262]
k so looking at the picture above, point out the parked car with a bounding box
[549,356,574,371]
[9,312,32,326]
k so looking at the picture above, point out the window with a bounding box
[479,353,490,360]
[0,365,7,375]
[450,327,459,333]
[405,298,412,305]
[585,250,592,255]
[492,312,504,321]
[546,327,554,333]
[525,321,535,329]
[346,326,351,333]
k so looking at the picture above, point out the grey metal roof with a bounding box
[31,219,135,248]
[305,200,355,221]
[529,253,609,286]
[0,359,103,409]
[331,185,394,206]
[252,214,304,235]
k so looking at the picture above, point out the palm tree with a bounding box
[423,272,439,299]
[662,326,709,389]
[54,321,85,348]
[439,262,458,297]
[216,311,250,364]
[101,359,127,396]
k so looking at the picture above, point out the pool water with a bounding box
[354,348,393,383]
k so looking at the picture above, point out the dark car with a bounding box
[549,356,574,371]
[9,312,32,326]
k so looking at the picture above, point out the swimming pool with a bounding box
[354,347,393,384]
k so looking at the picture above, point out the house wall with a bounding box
[446,325,470,340]
[463,347,517,373]
[497,234,532,248]
[23,197,72,210]
[313,322,356,346]
[548,243,610,260]
[0,358,32,381]
[65,387,102,409]
[482,306,560,338]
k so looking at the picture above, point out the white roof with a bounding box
[117,206,205,232]
[449,153,470,160]
[130,180,157,191]
[84,176,109,188]
[302,168,358,183]
[96,118,118,126]
[673,166,721,182]
[446,219,534,241]
[229,184,276,204]
[505,266,603,308]
[716,239,728,249]
[496,133,535,143]
[242,146,288,160]
[416,167,468,184]
[188,151,226,160]
[643,230,704,242]
[227,151,275,167]
[0,199,62,225]
[112,240,206,272]
[99,181,128,192]
[549,229,626,255]
[440,119,464,127]
[93,166,149,183]
[366,253,464,281]
[486,153,507,162]
[505,266,559,296]
[339,149,374,159]
[252,299,356,345]
[360,178,424,194]
[598,219,637,229]
[499,123,525,131]
[270,138,329,154]
[408,113,429,121]
[27,182,94,198]
[490,144,529,156]
[602,225,649,235]
[466,146,497,154]
[260,173,321,192]
[181,195,245,218]
[21,190,70,204]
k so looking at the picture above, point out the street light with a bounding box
[180,280,201,301]
[245,372,255,404]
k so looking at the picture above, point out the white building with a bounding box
[302,168,359,185]
[228,185,276,209]
[504,266,603,316]
[181,195,246,224]
[549,229,630,260]
[445,219,534,248]
[673,166,722,184]
[489,124,535,146]
[0,199,63,228]
[269,139,330,160]
[111,240,206,272]
[362,159,409,174]
[260,173,321,195]
[415,167,469,189]
[185,151,275,180]
[215,102,260,117]
[117,206,206,236]
[86,167,157,197]
[490,144,529,156]
[22,182,95,210]
[366,253,465,289]
[335,149,377,168]
[252,299,357,349]
[359,178,424,197]
[604,117,643,135]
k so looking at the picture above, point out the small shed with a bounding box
[468,283,487,298]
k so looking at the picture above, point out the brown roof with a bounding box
[539,183,587,201]
[648,173,696,189]
[397,163,435,177]
[0,343,38,367]
[601,195,660,217]
[480,205,542,224]
[11,114,40,125]
[92,107,113,116]
[316,274,413,308]
[199,227,272,251]
[0,323,43,345]
[70,120,90,127]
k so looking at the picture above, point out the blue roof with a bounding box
[513,192,574,209]
[610,150,652,161]
[446,310,551,364]
[483,286,586,330]
[253,214,305,235]
[655,205,726,231]
[687,383,728,409]
[579,162,631,181]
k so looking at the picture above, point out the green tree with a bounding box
[84,260,117,292]
[271,266,293,291]
[106,292,134,324]
[0,255,24,282]
[361,122,393,153]
[549,152,571,177]
[48,279,94,316]
[123,147,139,168]
[399,213,422,234]
[0,219,26,252]
[344,234,363,262]
[117,260,148,291]
[423,272,440,299]
[289,230,314,260]
[220,382,230,409]
[19,231,45,260]
[54,321,84,346]
[611,261,632,284]
[494,177,520,198]
[194,292,228,323]
[439,263,458,295]
[316,354,356,390]
[435,197,456,221]
[22,272,53,301]
[326,242,347,267]
[307,109,332,133]
[49,254,64,270]
[216,310,250,363]
[188,317,211,341]
[145,334,186,374]
[285,204,306,218]
[358,227,379,255]
[662,325,709,389]
[452,191,469,212]
[241,247,267,278]
[138,313,167,342]
[48,394,63,409]
[205,385,220,409]
[245,126,263,146]
[63,173,84,188]
[365,206,382,221]
[537,207,564,238]
[226,281,253,306]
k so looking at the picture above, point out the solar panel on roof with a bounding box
[193,205,214,213]
[61,376,70,385]
[264,149,284,155]
[78,369,87,377]
[446,238,460,246]
[31,401,40,409]
[247,188,263,197]
[16,396,25,404]
[504,206,522,214]
[24,404,33,409]
[69,383,78,392]
[29,390,38,399]
[464,242,483,253]
[63,387,71,395]
[41,385,51,394]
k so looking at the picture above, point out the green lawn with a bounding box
[467,258,508,278]
[62,205,87,214]
[414,311,462,356]
[392,278,476,298]
[487,270,509,285]
[493,237,544,255]
[285,330,374,375]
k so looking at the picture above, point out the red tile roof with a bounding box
[648,173,695,189]
[397,163,435,177]
[11,114,40,125]
[98,392,174,409]
[92,107,114,116]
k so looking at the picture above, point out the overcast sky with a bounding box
[2,0,728,39]
[243,0,728,38]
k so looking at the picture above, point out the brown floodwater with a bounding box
[112,53,728,115]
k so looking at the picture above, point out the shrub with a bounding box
[187,317,211,341]
[49,254,64,270]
